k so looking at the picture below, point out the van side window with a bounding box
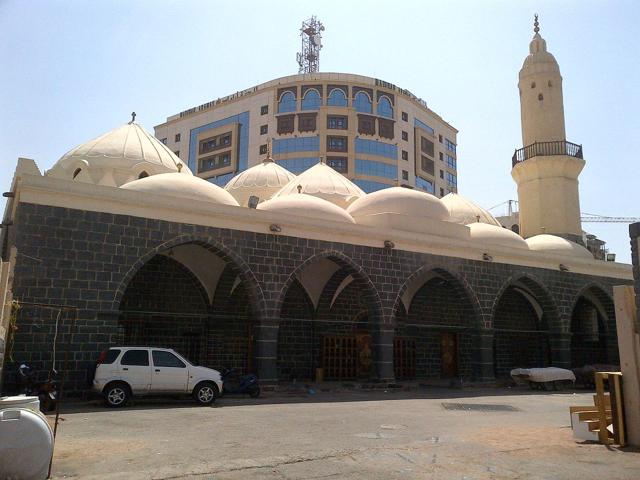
[104,349,120,364]
[121,350,149,366]
[152,351,186,368]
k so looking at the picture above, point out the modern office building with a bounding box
[153,73,459,200]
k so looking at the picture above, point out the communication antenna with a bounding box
[296,16,325,74]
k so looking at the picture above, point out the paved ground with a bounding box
[49,387,639,479]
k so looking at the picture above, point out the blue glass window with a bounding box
[354,138,397,160]
[446,154,457,170]
[354,179,390,193]
[355,159,397,180]
[445,138,457,153]
[354,91,372,113]
[276,157,319,174]
[273,136,320,154]
[377,96,393,118]
[301,89,321,111]
[278,91,296,113]
[208,172,234,187]
[415,176,435,194]
[414,118,435,135]
[446,171,457,187]
[327,88,348,107]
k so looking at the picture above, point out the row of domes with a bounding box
[45,121,594,260]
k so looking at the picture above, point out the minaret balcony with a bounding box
[512,140,583,167]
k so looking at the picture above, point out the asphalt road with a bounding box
[49,388,640,479]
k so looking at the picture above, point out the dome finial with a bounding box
[533,13,540,34]
[129,111,136,124]
[265,138,274,162]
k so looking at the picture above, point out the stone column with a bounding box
[549,332,572,369]
[630,222,640,331]
[372,325,395,383]
[254,322,279,383]
[475,329,495,382]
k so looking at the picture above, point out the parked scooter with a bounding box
[17,363,58,412]
[220,368,260,398]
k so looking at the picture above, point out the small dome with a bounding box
[347,187,449,221]
[526,234,593,259]
[121,173,238,206]
[47,122,191,187]
[224,159,296,207]
[441,193,501,226]
[467,223,529,250]
[274,162,365,208]
[521,33,560,73]
[257,194,355,224]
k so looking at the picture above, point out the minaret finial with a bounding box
[533,14,540,34]
[265,138,273,162]
[129,111,136,124]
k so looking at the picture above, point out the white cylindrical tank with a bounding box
[0,405,54,480]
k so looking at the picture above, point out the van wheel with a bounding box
[194,382,218,405]
[104,382,130,408]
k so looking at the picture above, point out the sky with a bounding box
[0,0,638,262]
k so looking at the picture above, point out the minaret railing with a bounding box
[512,140,583,167]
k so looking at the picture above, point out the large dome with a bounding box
[441,193,501,226]
[46,121,191,187]
[467,223,529,250]
[274,161,364,208]
[257,194,355,224]
[224,158,296,207]
[526,234,593,259]
[121,173,238,206]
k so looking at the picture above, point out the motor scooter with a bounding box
[221,368,260,398]
[17,363,58,412]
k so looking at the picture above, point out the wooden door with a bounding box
[441,332,458,378]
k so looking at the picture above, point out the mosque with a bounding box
[0,19,633,393]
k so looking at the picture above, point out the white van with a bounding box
[92,347,223,407]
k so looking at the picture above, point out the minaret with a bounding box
[511,15,585,243]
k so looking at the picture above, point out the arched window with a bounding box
[377,96,393,118]
[301,89,321,110]
[354,91,372,114]
[327,88,347,107]
[278,91,296,113]
[138,171,149,179]
[73,168,82,179]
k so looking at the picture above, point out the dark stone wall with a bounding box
[570,299,607,367]
[3,202,633,393]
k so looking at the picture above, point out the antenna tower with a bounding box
[296,16,325,74]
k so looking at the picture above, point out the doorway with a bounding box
[441,332,458,378]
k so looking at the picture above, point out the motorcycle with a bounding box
[220,368,260,398]
[17,363,59,412]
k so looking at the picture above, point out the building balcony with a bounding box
[512,140,583,167]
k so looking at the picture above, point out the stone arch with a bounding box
[112,234,266,321]
[391,265,483,380]
[275,250,384,381]
[569,283,617,367]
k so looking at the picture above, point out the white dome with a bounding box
[442,193,501,226]
[257,194,355,224]
[347,187,449,221]
[121,173,238,206]
[224,159,296,207]
[274,161,365,208]
[526,234,593,259]
[47,122,191,187]
[467,223,529,250]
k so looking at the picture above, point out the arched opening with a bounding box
[118,242,260,373]
[327,88,347,107]
[301,89,321,110]
[394,269,479,380]
[278,91,297,113]
[492,279,551,377]
[376,96,393,118]
[73,168,82,179]
[354,91,372,114]
[138,171,149,179]
[277,254,382,382]
[570,286,616,367]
